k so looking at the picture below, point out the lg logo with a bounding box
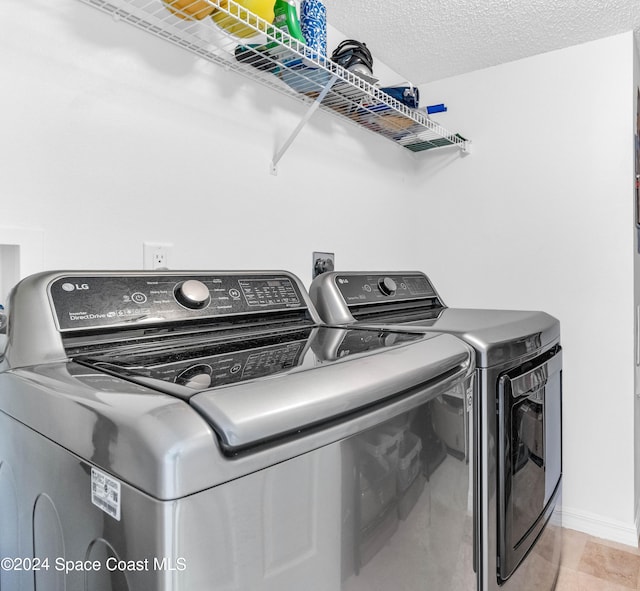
[61,283,90,292]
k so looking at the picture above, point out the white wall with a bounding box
[417,32,637,544]
[0,0,424,293]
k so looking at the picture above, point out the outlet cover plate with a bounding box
[143,242,173,270]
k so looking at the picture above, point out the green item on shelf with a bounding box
[270,0,306,44]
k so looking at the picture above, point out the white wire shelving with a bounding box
[78,0,470,171]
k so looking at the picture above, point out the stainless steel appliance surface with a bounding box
[0,270,475,591]
[309,271,563,591]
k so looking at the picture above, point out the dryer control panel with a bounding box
[48,273,308,332]
[333,273,441,306]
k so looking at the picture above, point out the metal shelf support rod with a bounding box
[270,74,338,175]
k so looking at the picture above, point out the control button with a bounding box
[131,292,147,304]
[174,280,210,310]
[378,277,397,296]
[229,288,241,299]
[363,284,372,292]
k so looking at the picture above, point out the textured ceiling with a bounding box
[323,0,640,84]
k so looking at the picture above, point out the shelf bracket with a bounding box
[270,74,338,175]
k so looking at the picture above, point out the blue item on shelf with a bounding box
[301,0,327,59]
[426,103,448,114]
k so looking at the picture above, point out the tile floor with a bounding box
[557,528,640,590]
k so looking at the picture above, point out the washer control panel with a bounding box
[333,273,440,306]
[49,273,306,332]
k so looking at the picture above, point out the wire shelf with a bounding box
[78,0,470,155]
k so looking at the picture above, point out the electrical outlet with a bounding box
[143,242,173,270]
[312,251,335,278]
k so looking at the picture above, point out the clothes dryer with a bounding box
[310,271,563,591]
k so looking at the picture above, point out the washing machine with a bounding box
[309,271,563,591]
[0,270,475,591]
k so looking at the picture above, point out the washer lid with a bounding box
[188,329,472,452]
[74,324,473,453]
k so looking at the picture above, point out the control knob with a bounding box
[174,279,210,309]
[378,277,397,296]
[382,331,399,347]
[175,364,212,389]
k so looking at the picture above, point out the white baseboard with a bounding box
[560,506,639,547]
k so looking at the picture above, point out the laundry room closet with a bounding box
[2,0,640,577]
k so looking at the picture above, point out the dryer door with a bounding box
[497,346,562,581]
